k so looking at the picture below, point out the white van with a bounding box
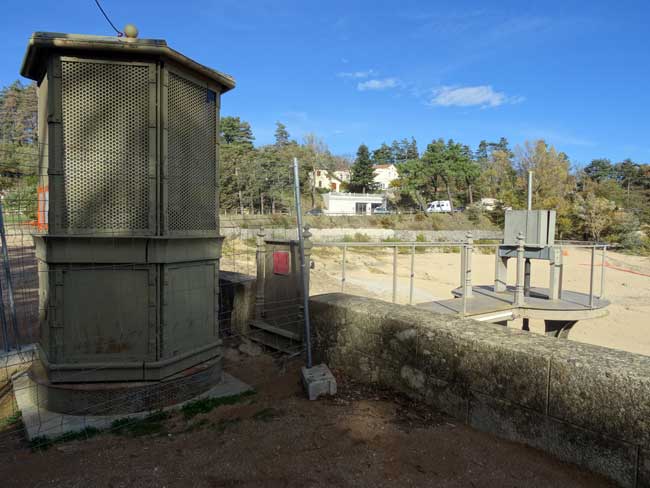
[426,200,452,213]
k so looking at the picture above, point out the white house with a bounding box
[310,169,351,192]
[373,164,399,190]
[322,192,385,215]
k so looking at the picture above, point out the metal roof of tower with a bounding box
[20,32,236,92]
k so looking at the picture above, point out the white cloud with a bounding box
[357,78,400,91]
[337,70,376,79]
[429,85,523,108]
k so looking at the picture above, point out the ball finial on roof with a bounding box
[123,24,139,38]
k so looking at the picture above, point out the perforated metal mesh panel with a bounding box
[168,72,217,232]
[60,59,150,233]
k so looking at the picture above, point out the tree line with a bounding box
[1,80,648,249]
[349,133,649,245]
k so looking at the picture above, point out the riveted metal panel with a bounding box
[166,67,218,235]
[56,264,156,364]
[161,260,219,359]
[57,57,155,235]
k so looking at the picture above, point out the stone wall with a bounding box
[310,293,650,487]
[223,227,502,243]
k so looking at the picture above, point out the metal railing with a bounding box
[312,237,611,317]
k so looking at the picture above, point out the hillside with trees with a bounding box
[0,80,648,250]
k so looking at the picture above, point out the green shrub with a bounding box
[342,233,371,242]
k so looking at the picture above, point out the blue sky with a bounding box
[2,0,649,165]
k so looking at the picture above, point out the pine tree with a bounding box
[274,122,290,146]
[406,137,419,160]
[219,116,256,213]
[372,143,393,165]
[220,116,254,148]
[350,144,376,192]
[476,140,489,162]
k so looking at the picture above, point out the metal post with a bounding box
[303,225,313,295]
[0,270,8,352]
[0,200,18,351]
[409,245,415,305]
[527,171,533,211]
[558,255,564,300]
[515,232,525,306]
[341,244,347,292]
[589,245,595,309]
[494,245,507,293]
[524,259,531,297]
[392,245,398,303]
[464,232,473,298]
[293,158,313,368]
[600,245,607,299]
[254,227,266,320]
[460,241,468,317]
[460,242,466,288]
[549,246,561,300]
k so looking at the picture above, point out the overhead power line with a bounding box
[93,0,123,37]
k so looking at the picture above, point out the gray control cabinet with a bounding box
[22,33,235,382]
[503,210,556,246]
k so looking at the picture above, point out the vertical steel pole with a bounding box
[461,243,467,317]
[392,245,398,303]
[254,227,266,320]
[515,232,525,306]
[341,244,347,292]
[464,232,473,298]
[0,200,18,351]
[409,245,415,305]
[460,242,466,288]
[293,158,312,368]
[558,252,564,300]
[600,245,607,299]
[589,245,595,309]
[0,271,8,352]
[527,171,533,211]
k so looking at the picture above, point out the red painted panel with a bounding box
[273,251,290,275]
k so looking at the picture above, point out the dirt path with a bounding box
[0,353,613,487]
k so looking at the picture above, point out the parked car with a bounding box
[425,200,452,213]
[305,208,324,216]
[372,206,392,215]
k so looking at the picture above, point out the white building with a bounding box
[311,169,351,192]
[322,192,385,215]
[373,164,399,190]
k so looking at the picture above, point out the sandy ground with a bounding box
[0,352,613,487]
[305,245,650,356]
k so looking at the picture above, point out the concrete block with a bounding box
[469,392,637,488]
[301,363,337,401]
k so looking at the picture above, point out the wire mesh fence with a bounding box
[0,138,312,452]
[0,137,615,455]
